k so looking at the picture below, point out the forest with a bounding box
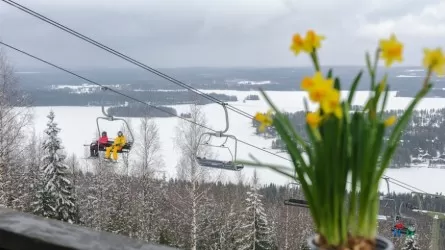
[107,103,178,118]
[23,88,238,107]
[255,108,445,168]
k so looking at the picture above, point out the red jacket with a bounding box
[395,223,404,229]
[98,136,108,144]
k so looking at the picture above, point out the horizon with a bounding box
[13,64,427,71]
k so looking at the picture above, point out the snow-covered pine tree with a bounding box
[33,173,56,218]
[299,241,310,250]
[402,236,420,250]
[217,202,240,249]
[83,161,115,231]
[66,154,81,224]
[34,110,76,223]
[20,129,42,213]
[0,48,32,209]
[236,170,274,250]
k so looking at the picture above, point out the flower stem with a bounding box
[311,50,321,72]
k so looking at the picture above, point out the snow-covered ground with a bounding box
[30,89,445,194]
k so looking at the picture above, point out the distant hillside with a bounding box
[16,67,445,98]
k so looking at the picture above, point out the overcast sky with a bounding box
[1,0,445,69]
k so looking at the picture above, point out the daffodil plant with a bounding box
[242,31,444,249]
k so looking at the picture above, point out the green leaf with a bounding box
[347,70,363,105]
[379,85,390,118]
[334,77,341,91]
[237,158,295,179]
[365,52,373,75]
[348,112,363,231]
[327,68,333,78]
[275,119,320,228]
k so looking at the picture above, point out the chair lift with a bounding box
[284,182,309,208]
[378,177,416,237]
[83,87,134,160]
[409,191,445,217]
[195,103,243,171]
[391,201,417,237]
[378,177,397,222]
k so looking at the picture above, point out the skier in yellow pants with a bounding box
[105,131,126,161]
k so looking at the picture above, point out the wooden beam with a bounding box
[0,208,177,250]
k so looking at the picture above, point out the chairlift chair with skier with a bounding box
[391,201,418,237]
[83,87,134,161]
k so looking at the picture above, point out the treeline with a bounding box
[24,89,238,106]
[253,108,445,168]
[107,103,178,118]
[397,88,445,98]
[244,94,260,101]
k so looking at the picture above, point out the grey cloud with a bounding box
[362,0,439,23]
[0,0,440,69]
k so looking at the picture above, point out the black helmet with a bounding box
[118,131,123,136]
[102,131,107,136]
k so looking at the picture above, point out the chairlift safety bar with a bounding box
[96,87,135,144]
[197,132,239,163]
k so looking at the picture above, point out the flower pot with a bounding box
[307,235,394,250]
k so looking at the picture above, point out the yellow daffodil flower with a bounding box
[379,34,403,67]
[301,76,315,91]
[378,75,388,93]
[254,110,274,132]
[308,72,334,103]
[304,30,325,52]
[423,48,445,75]
[306,111,322,128]
[321,89,343,119]
[290,34,306,55]
[384,115,396,127]
[290,30,325,55]
[378,82,386,93]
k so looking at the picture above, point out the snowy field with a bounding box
[29,89,445,194]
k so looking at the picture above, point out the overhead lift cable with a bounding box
[387,177,427,194]
[0,41,291,163]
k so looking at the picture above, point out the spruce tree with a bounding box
[236,170,273,249]
[34,110,77,223]
[300,241,311,250]
[402,236,420,250]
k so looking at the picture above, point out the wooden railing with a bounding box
[0,208,178,250]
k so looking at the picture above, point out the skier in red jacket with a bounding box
[90,131,109,157]
[393,221,404,237]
